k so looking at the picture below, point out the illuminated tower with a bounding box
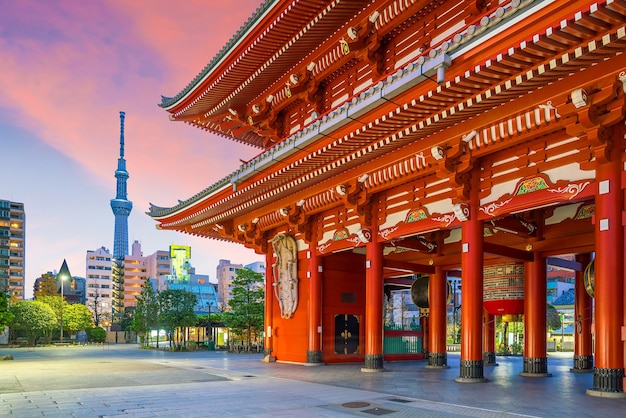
[110,111,132,260]
[110,111,132,319]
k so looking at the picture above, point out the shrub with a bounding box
[89,327,107,343]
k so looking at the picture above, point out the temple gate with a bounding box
[149,0,626,396]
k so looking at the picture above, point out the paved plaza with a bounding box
[0,345,624,417]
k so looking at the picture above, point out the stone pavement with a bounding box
[0,345,624,417]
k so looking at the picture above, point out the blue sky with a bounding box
[1,0,265,297]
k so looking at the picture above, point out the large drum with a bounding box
[410,275,451,308]
[483,262,524,315]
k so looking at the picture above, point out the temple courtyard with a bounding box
[0,344,624,417]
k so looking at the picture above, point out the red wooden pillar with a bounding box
[456,171,486,382]
[427,266,448,368]
[571,253,593,373]
[588,130,625,396]
[363,235,384,372]
[263,251,275,361]
[521,252,550,377]
[307,247,323,364]
[483,310,496,366]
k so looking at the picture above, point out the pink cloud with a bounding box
[0,0,263,211]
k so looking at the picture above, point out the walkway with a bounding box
[0,345,623,417]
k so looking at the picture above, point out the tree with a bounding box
[158,289,197,349]
[224,267,264,350]
[133,280,160,346]
[86,279,110,328]
[36,295,68,341]
[64,304,94,333]
[546,304,562,331]
[0,292,14,328]
[10,301,57,345]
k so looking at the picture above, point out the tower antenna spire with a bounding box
[119,111,125,158]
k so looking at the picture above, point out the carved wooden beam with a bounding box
[488,215,537,237]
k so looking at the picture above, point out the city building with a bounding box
[121,241,170,308]
[85,246,113,323]
[216,259,242,311]
[149,0,626,396]
[163,244,218,314]
[166,270,218,315]
[56,259,85,305]
[0,199,25,300]
[215,259,265,311]
[34,271,58,297]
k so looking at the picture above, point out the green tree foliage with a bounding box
[0,292,14,328]
[10,301,57,345]
[64,304,94,332]
[546,304,562,331]
[158,289,197,349]
[88,326,107,343]
[36,295,68,329]
[132,280,160,346]
[224,267,264,350]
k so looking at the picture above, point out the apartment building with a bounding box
[86,247,113,320]
[0,200,25,300]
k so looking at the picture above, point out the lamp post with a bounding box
[59,275,66,343]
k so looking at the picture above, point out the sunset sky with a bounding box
[1,0,266,297]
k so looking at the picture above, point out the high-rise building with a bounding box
[122,241,171,308]
[109,112,132,318]
[0,200,25,300]
[85,247,113,324]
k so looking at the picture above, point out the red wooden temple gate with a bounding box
[149,0,626,396]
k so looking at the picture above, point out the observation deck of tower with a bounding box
[110,111,132,259]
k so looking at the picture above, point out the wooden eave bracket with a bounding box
[233,221,268,253]
[562,77,626,164]
[339,179,372,227]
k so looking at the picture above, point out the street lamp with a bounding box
[59,274,66,343]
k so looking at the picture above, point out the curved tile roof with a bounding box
[158,0,274,109]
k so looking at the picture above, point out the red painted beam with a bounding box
[384,259,435,274]
[483,242,534,262]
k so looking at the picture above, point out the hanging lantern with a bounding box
[483,262,524,315]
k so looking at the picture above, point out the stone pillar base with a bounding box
[586,367,625,397]
[455,359,487,383]
[519,357,551,377]
[361,354,384,372]
[305,350,322,365]
[425,352,449,369]
[483,351,497,366]
[570,355,593,373]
